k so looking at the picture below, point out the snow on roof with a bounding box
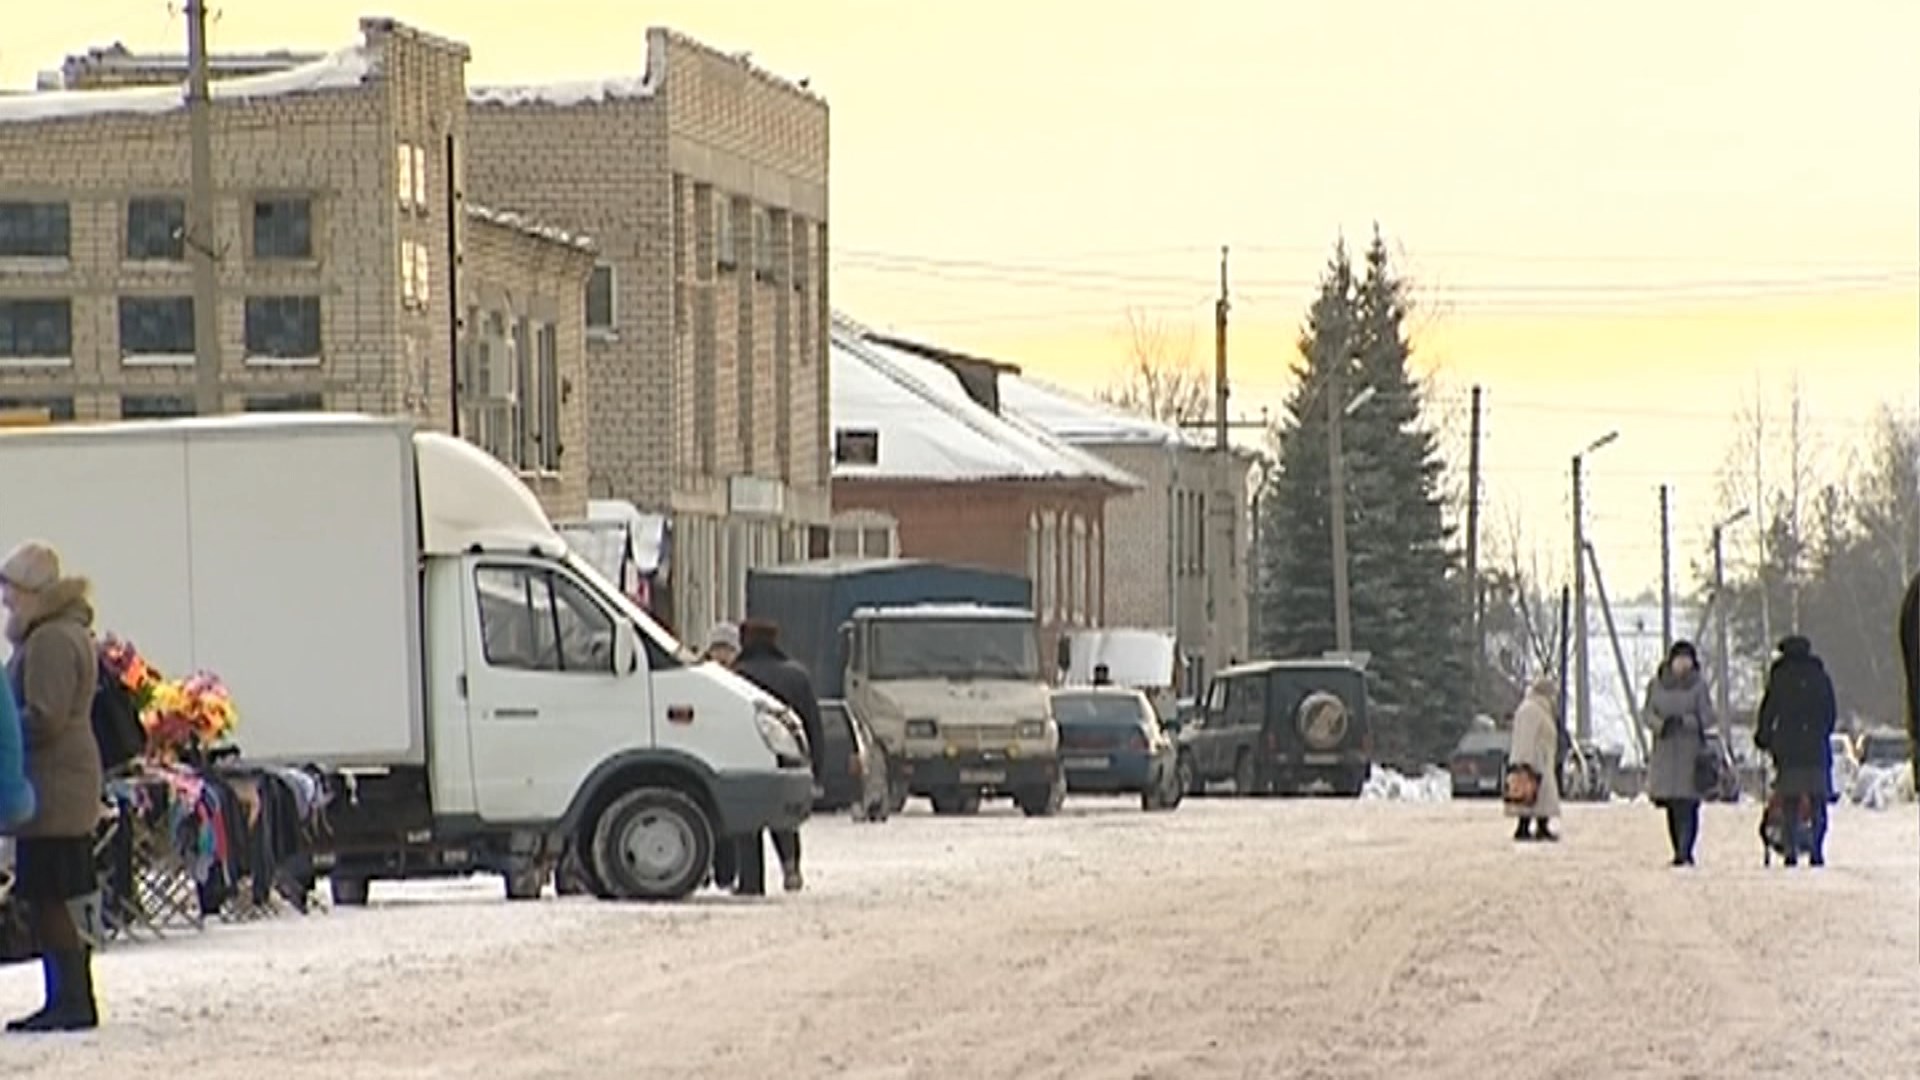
[0,46,374,124]
[831,318,1141,489]
[997,374,1202,449]
[464,204,595,253]
[467,74,657,108]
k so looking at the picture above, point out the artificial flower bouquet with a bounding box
[100,634,240,763]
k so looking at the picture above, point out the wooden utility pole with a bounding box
[1214,247,1229,453]
[1659,484,1674,652]
[1465,385,1484,703]
[186,0,222,416]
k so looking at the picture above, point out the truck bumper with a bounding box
[711,766,816,836]
[903,753,1058,795]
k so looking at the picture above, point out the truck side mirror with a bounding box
[613,621,639,676]
[841,625,859,674]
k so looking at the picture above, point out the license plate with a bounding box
[1477,778,1500,791]
[959,769,1005,784]
[1303,753,1340,765]
[1066,756,1111,771]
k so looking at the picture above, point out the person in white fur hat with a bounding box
[0,540,103,1032]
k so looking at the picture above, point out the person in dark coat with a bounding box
[731,618,822,894]
[1,541,102,1033]
[1755,635,1837,867]
[1902,573,1920,772]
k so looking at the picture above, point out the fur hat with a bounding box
[0,541,60,593]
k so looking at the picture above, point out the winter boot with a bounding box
[5,953,58,1033]
[1533,819,1559,843]
[1513,818,1534,842]
[9,949,94,1033]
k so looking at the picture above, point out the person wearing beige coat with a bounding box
[1506,676,1562,842]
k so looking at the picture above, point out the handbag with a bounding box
[1693,742,1722,794]
[1503,763,1541,807]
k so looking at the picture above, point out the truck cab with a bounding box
[844,603,1062,817]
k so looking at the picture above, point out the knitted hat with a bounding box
[0,541,60,592]
[705,622,740,652]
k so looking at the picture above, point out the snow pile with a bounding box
[1363,765,1453,802]
[1848,764,1915,810]
[0,47,373,124]
[468,75,657,108]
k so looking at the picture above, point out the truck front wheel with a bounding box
[329,874,370,908]
[589,787,714,902]
[929,789,982,816]
[1017,774,1066,818]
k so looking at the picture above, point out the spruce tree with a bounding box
[1257,231,1472,767]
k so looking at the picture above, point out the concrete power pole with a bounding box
[1465,385,1483,704]
[1209,247,1230,678]
[1328,361,1353,655]
[1713,523,1733,721]
[186,0,222,416]
[1571,454,1589,743]
[1659,484,1674,652]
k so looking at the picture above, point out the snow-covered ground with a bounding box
[3,795,1917,1078]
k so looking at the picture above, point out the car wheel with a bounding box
[589,787,714,902]
[504,866,546,901]
[328,874,370,908]
[1018,775,1066,818]
[930,789,980,816]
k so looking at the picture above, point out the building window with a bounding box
[252,196,313,259]
[396,144,429,210]
[469,311,516,463]
[400,240,430,310]
[537,324,561,472]
[0,202,69,259]
[121,394,195,419]
[244,393,323,412]
[752,207,776,282]
[118,296,194,359]
[585,265,614,335]
[0,396,75,423]
[244,295,322,361]
[791,217,810,293]
[1196,492,1208,575]
[513,317,533,470]
[0,299,72,361]
[411,145,427,208]
[126,197,186,261]
[716,198,739,272]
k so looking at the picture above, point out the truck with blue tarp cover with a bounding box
[747,560,1062,817]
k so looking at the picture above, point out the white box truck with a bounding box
[0,414,813,903]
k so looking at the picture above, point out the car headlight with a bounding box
[905,718,938,740]
[754,702,804,760]
[1015,719,1047,741]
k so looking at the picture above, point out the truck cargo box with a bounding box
[0,416,427,766]
[746,559,1032,699]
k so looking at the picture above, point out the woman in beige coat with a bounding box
[1506,675,1562,842]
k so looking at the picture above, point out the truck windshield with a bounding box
[869,619,1038,680]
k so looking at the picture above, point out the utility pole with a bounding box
[186,0,222,416]
[1753,383,1772,656]
[1659,484,1674,652]
[1209,246,1230,682]
[1569,430,1619,743]
[1328,360,1353,655]
[1214,246,1229,453]
[1465,385,1484,704]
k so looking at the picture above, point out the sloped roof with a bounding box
[831,317,1140,489]
[997,374,1200,448]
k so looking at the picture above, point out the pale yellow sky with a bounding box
[6,0,1917,596]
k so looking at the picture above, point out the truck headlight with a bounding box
[905,718,938,740]
[754,703,804,761]
[1015,719,1047,741]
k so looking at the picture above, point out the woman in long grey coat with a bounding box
[1506,675,1562,842]
[1642,640,1717,867]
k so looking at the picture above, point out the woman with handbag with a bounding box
[1505,675,1562,842]
[1642,640,1718,867]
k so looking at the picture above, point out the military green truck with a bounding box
[1176,656,1375,797]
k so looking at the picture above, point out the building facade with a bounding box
[0,18,596,519]
[999,376,1254,694]
[831,321,1139,668]
[466,30,831,636]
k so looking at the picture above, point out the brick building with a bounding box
[0,18,597,518]
[999,377,1255,694]
[465,30,831,636]
[830,318,1140,666]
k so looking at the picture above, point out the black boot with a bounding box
[1513,817,1534,842]
[12,950,95,1033]
[4,953,58,1032]
[1533,818,1560,843]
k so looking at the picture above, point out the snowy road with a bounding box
[4,797,1918,1078]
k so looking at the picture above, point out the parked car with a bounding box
[1177,658,1374,798]
[1053,687,1182,811]
[1857,727,1910,769]
[817,700,891,822]
[1448,728,1510,799]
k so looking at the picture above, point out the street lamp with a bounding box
[1328,377,1373,656]
[1570,430,1619,744]
[1711,507,1752,720]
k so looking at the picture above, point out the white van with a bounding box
[0,414,812,903]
